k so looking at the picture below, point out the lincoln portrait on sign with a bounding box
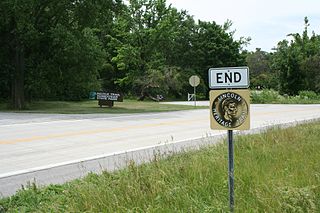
[221,98,238,121]
[211,90,249,130]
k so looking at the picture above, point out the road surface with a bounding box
[1,104,320,196]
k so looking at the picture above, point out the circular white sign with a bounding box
[189,75,200,87]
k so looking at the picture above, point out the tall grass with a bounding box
[1,122,320,212]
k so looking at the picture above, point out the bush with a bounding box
[250,89,281,103]
[298,91,319,100]
[251,89,320,104]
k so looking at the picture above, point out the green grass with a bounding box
[1,121,320,212]
[0,100,206,114]
[251,89,320,104]
[1,90,320,114]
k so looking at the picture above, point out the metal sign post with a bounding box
[228,130,234,212]
[193,85,196,107]
[208,67,250,212]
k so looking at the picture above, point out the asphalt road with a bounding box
[1,104,320,196]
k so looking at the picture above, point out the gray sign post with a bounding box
[228,129,234,212]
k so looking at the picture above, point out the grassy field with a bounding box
[0,100,206,114]
[1,121,319,212]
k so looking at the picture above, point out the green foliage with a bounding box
[3,3,320,105]
[272,17,320,95]
[278,186,317,212]
[0,0,245,104]
[250,89,282,103]
[0,0,116,106]
[301,55,320,93]
[0,183,67,212]
[247,48,271,74]
[245,17,320,95]
[298,90,319,100]
[109,0,245,99]
[1,122,320,211]
[246,48,278,90]
[48,27,105,100]
[251,89,320,104]
[192,20,246,93]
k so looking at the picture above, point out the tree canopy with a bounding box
[5,2,319,108]
[0,0,246,109]
[245,17,320,95]
[272,17,320,95]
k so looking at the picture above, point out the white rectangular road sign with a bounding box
[208,67,249,89]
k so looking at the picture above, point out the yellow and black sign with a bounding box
[210,89,250,130]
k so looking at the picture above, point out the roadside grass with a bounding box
[1,90,320,114]
[1,121,319,212]
[251,89,320,104]
[0,100,206,114]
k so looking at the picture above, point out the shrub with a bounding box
[298,91,319,100]
[251,89,281,103]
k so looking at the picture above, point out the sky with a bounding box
[166,0,320,52]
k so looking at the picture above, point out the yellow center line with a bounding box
[1,107,319,145]
[0,119,202,145]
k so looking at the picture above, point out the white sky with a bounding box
[166,0,320,52]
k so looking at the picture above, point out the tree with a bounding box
[192,20,246,95]
[0,0,115,106]
[301,55,320,93]
[111,1,246,99]
[39,26,106,101]
[0,0,75,108]
[272,17,320,95]
[0,0,247,104]
[0,0,36,109]
[111,0,191,99]
[246,48,277,89]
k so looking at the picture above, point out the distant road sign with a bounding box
[96,92,123,107]
[208,67,249,89]
[96,92,123,101]
[189,75,200,87]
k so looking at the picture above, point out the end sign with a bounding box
[208,67,249,89]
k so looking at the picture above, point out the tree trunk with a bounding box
[11,41,25,110]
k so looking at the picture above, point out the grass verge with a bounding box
[0,100,206,114]
[1,121,320,212]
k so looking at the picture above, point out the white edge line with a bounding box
[1,117,319,179]
[0,132,223,179]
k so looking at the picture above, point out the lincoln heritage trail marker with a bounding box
[208,67,250,212]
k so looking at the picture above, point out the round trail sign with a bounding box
[189,75,200,87]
